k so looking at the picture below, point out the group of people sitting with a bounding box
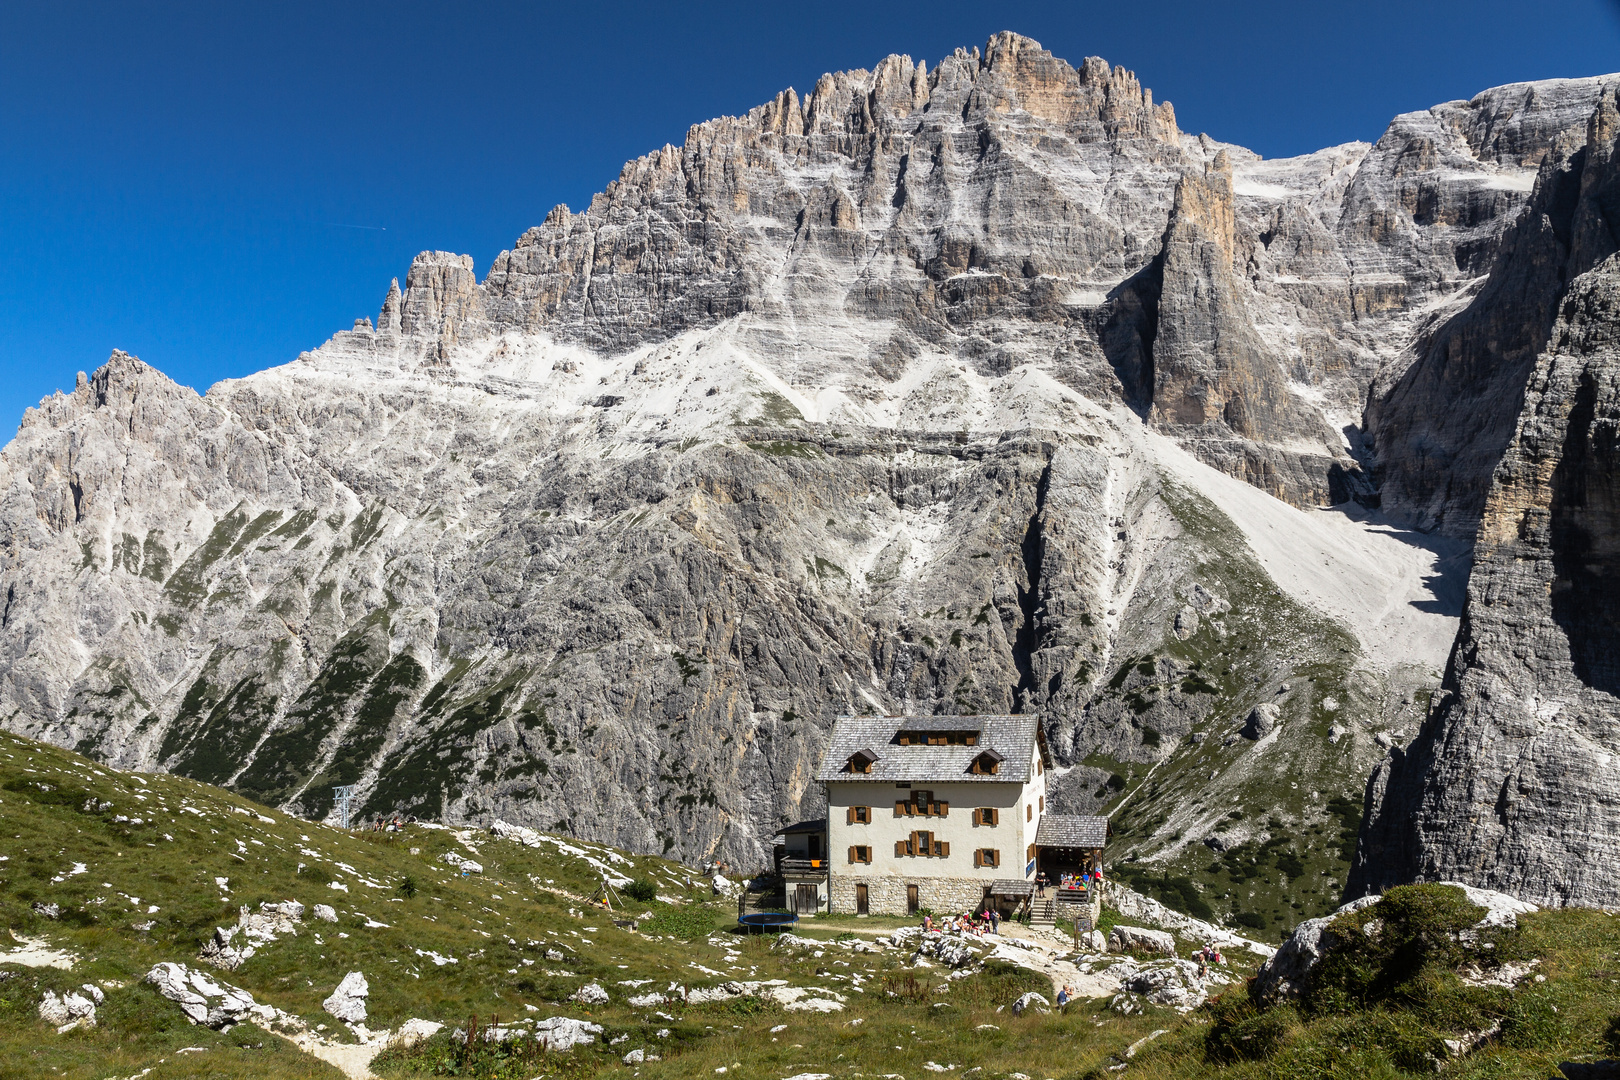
[1057,869,1103,891]
[367,815,412,832]
[922,909,1001,936]
[1034,868,1105,895]
[1193,943,1227,978]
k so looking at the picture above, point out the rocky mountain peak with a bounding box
[5,37,1620,908]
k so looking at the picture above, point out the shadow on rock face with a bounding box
[1550,368,1620,697]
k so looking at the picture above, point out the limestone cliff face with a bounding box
[1353,104,1620,901]
[2,34,1618,888]
[1366,85,1620,538]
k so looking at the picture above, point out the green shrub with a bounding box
[397,874,417,899]
[622,879,658,903]
[1205,994,1298,1062]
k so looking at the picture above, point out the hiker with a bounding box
[1056,984,1073,1006]
[923,914,934,933]
[1036,871,1050,896]
[988,908,1000,934]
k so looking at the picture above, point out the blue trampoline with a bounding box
[737,912,798,933]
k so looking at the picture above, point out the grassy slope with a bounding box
[1,732,1615,1080]
[1093,478,1396,941]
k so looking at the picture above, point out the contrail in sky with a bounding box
[325,223,387,231]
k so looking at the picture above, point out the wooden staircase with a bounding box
[1028,898,1056,928]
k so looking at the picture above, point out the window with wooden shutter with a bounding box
[938,840,949,858]
[849,845,858,863]
[938,801,948,817]
[1039,794,1045,812]
[853,805,870,824]
[1027,804,1033,822]
[973,849,983,867]
[896,839,907,858]
[850,845,870,864]
[895,800,908,817]
[989,848,999,867]
[1027,843,1036,861]
[973,807,998,826]
[846,807,856,825]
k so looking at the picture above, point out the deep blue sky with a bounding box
[3,1,1618,436]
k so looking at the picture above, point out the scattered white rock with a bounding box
[438,852,482,874]
[571,981,610,1005]
[313,904,338,923]
[623,1048,646,1064]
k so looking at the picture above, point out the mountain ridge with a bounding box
[3,33,1619,917]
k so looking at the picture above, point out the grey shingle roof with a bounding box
[1035,814,1109,849]
[776,819,826,836]
[816,714,1039,783]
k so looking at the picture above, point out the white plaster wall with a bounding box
[827,778,1036,880]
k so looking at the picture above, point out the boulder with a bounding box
[1108,925,1176,955]
[1241,703,1280,740]
[1011,992,1050,1016]
[38,988,97,1030]
[322,971,369,1023]
[623,1048,646,1064]
[312,904,338,923]
[571,981,610,1005]
[534,1015,603,1051]
[1084,929,1107,952]
[391,1018,444,1049]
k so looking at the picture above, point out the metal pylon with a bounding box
[334,786,356,830]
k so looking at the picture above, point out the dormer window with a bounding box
[896,729,979,746]
[969,749,1004,775]
[848,748,880,774]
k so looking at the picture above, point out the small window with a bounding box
[973,848,1000,868]
[848,845,872,864]
[972,807,999,826]
[1039,794,1045,812]
[847,805,871,825]
[1027,804,1033,822]
[1037,757,1043,775]
[1027,843,1037,861]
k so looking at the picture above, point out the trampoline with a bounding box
[737,912,799,934]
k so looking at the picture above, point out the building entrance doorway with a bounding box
[796,884,819,914]
[855,883,869,915]
[906,884,920,915]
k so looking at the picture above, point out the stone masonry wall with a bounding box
[829,874,991,916]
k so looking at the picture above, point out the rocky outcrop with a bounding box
[1354,249,1620,902]
[1367,83,1620,537]
[1253,884,1533,1002]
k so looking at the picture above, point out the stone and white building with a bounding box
[815,714,1106,917]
